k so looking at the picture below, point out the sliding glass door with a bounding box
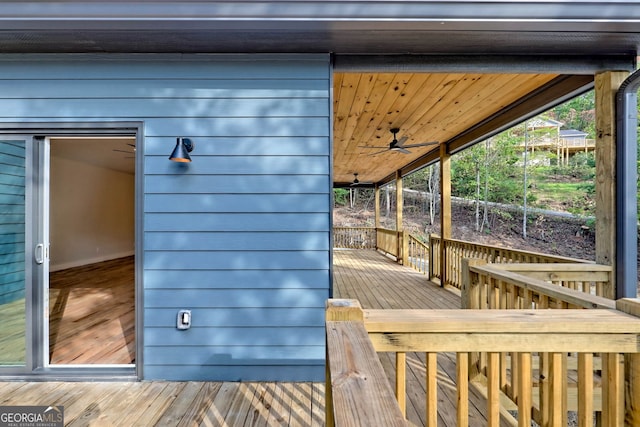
[0,136,47,372]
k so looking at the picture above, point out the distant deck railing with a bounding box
[333,228,605,296]
[326,298,640,427]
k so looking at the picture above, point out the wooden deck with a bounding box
[0,250,498,426]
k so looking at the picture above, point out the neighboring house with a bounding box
[0,1,639,382]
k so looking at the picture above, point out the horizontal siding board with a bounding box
[0,204,25,215]
[0,184,26,196]
[144,250,329,270]
[0,271,25,285]
[0,252,24,265]
[144,231,329,251]
[0,233,25,245]
[144,117,329,137]
[0,261,24,276]
[0,58,330,80]
[144,326,324,346]
[144,155,329,175]
[143,269,329,289]
[0,142,25,157]
[0,286,24,305]
[142,365,324,382]
[0,174,25,187]
[0,164,25,178]
[0,195,24,205]
[144,307,323,327]
[0,280,24,298]
[144,213,329,232]
[145,137,329,156]
[6,117,329,137]
[144,194,328,213]
[0,224,25,235]
[0,98,329,118]
[0,78,329,99]
[143,345,324,365]
[144,175,329,194]
[145,288,327,309]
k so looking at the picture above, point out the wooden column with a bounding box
[395,170,403,232]
[439,144,452,286]
[396,171,404,263]
[595,71,627,297]
[374,184,381,228]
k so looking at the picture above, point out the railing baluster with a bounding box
[550,352,568,426]
[457,352,469,427]
[396,352,406,418]
[578,353,594,427]
[602,352,623,427]
[426,352,438,427]
[488,352,501,427]
[518,352,532,427]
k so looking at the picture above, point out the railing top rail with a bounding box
[471,264,615,309]
[333,226,376,230]
[490,263,612,272]
[363,308,639,334]
[431,234,591,264]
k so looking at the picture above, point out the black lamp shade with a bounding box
[169,137,194,162]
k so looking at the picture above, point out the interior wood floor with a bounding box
[49,256,135,365]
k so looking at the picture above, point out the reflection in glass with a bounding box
[0,140,26,365]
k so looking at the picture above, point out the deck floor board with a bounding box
[1,249,500,426]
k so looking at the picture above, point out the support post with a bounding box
[396,171,403,263]
[439,144,452,286]
[595,71,627,298]
[374,184,381,228]
[374,184,381,252]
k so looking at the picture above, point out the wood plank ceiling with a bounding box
[332,72,562,186]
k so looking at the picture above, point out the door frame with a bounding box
[0,122,143,380]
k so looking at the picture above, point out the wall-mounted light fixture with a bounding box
[169,137,194,162]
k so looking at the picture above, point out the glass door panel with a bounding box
[0,139,27,366]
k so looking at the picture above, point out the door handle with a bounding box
[34,243,44,264]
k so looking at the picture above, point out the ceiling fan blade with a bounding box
[400,141,439,148]
[359,145,389,149]
[395,136,408,146]
[393,147,412,154]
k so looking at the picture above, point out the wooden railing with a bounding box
[326,298,640,427]
[406,234,429,274]
[464,260,615,304]
[333,226,376,249]
[430,234,593,291]
[333,229,607,296]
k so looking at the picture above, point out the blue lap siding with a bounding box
[0,54,332,381]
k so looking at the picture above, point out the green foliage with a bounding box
[452,130,525,205]
[549,91,596,138]
[333,188,348,206]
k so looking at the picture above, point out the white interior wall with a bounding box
[49,153,135,271]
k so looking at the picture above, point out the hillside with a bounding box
[334,202,596,261]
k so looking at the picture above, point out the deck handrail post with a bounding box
[428,234,435,280]
[461,258,487,310]
[401,230,409,266]
[616,298,640,425]
[326,299,364,427]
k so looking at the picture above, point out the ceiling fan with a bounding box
[350,173,373,187]
[113,143,136,158]
[359,128,438,155]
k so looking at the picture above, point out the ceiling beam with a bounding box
[334,55,636,75]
